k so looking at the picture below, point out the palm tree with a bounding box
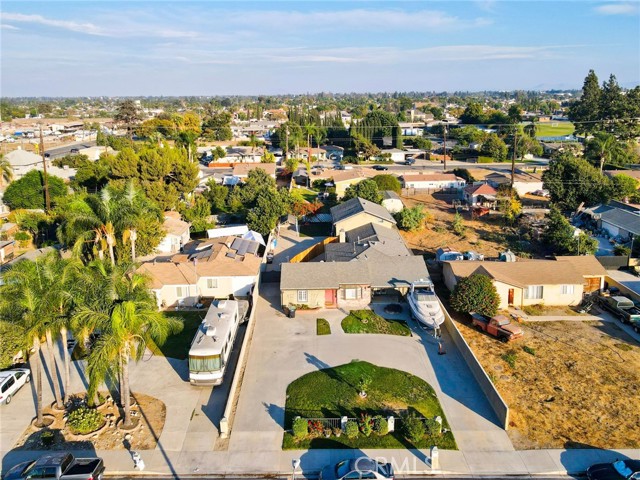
[587,132,624,174]
[0,154,13,187]
[122,228,137,261]
[75,264,180,426]
[0,251,67,425]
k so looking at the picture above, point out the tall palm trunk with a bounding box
[118,355,125,406]
[31,337,44,426]
[122,349,133,428]
[107,239,115,266]
[45,330,63,409]
[60,326,71,403]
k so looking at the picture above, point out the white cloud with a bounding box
[594,3,639,15]
[1,23,19,30]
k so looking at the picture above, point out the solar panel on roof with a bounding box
[226,252,236,259]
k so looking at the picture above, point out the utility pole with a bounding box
[511,129,517,187]
[39,124,51,211]
[442,121,447,171]
[284,125,289,161]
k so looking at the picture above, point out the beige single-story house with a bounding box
[139,236,262,308]
[0,240,15,264]
[232,163,277,180]
[402,173,465,191]
[443,256,606,309]
[157,211,191,254]
[463,183,498,206]
[280,255,429,310]
[331,197,396,236]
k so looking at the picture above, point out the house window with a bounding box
[344,287,361,300]
[207,278,218,289]
[524,285,543,300]
[176,286,184,298]
[561,285,575,295]
[297,290,308,302]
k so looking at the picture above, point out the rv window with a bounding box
[176,286,183,297]
[207,278,218,289]
[189,355,221,372]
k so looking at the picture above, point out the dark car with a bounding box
[586,459,640,480]
[320,457,394,480]
[70,148,79,154]
[372,165,388,171]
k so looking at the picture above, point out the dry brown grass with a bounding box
[455,317,640,449]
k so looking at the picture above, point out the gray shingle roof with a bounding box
[281,256,428,290]
[382,190,401,201]
[330,197,396,225]
[599,208,640,235]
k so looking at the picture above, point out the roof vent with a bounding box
[205,325,217,337]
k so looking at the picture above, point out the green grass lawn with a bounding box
[341,310,411,336]
[148,311,204,359]
[316,318,331,335]
[535,122,575,137]
[283,361,456,450]
[298,188,319,203]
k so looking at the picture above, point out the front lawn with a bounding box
[316,318,331,335]
[148,311,204,359]
[283,361,456,450]
[341,310,411,336]
[534,121,575,137]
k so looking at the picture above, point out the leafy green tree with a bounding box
[450,274,500,317]
[3,170,68,210]
[395,206,427,231]
[203,111,232,141]
[284,157,299,175]
[203,180,229,213]
[412,136,432,151]
[452,125,486,146]
[611,174,638,201]
[451,168,475,184]
[480,134,508,162]
[179,196,214,232]
[72,158,111,193]
[246,189,289,236]
[372,174,401,193]
[452,212,466,236]
[543,206,597,255]
[459,102,485,124]
[350,110,401,148]
[584,133,628,173]
[261,151,276,163]
[542,154,612,210]
[114,100,142,139]
[343,179,382,204]
[0,320,26,369]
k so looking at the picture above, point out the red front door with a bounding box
[325,289,336,307]
[508,288,514,306]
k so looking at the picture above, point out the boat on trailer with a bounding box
[407,279,445,329]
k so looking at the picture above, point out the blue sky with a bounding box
[1,1,638,96]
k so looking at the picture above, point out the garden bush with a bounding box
[292,417,308,439]
[345,420,359,439]
[359,413,373,437]
[402,413,425,443]
[425,417,442,436]
[41,430,55,446]
[67,406,104,435]
[372,415,388,435]
[308,420,324,437]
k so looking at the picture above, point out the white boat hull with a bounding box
[407,294,445,329]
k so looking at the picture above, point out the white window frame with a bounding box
[561,284,575,295]
[345,288,358,300]
[524,285,543,300]
[297,290,308,302]
[207,278,218,289]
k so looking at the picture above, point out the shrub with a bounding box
[402,413,425,443]
[316,318,331,335]
[614,244,631,256]
[308,420,324,437]
[450,274,500,317]
[14,231,31,248]
[292,417,308,439]
[359,413,374,437]
[67,406,103,435]
[41,430,55,446]
[345,420,359,439]
[501,351,518,369]
[425,417,442,436]
[372,415,388,436]
[523,345,536,356]
[395,206,427,232]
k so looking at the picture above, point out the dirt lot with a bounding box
[399,192,543,259]
[455,317,640,449]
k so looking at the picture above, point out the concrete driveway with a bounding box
[229,282,514,454]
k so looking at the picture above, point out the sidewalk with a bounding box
[2,447,638,477]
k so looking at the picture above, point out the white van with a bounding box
[0,368,30,405]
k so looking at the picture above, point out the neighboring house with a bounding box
[225,146,264,163]
[482,171,544,197]
[223,163,277,186]
[5,148,50,179]
[331,197,396,236]
[442,255,606,309]
[323,222,411,262]
[463,183,498,206]
[157,211,191,254]
[77,146,116,161]
[293,148,327,161]
[402,173,465,191]
[139,236,262,308]
[379,148,407,163]
[319,169,368,198]
[398,122,425,136]
[0,222,19,238]
[281,255,429,310]
[581,203,640,241]
[0,240,15,264]
[381,191,404,214]
[321,145,344,161]
[604,170,640,188]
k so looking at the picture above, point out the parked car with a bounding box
[404,158,416,165]
[69,148,79,154]
[372,165,388,171]
[599,295,640,331]
[471,313,524,342]
[0,368,30,405]
[3,452,105,480]
[586,459,640,480]
[531,189,550,198]
[320,457,394,480]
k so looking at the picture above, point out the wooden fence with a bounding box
[289,237,338,263]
